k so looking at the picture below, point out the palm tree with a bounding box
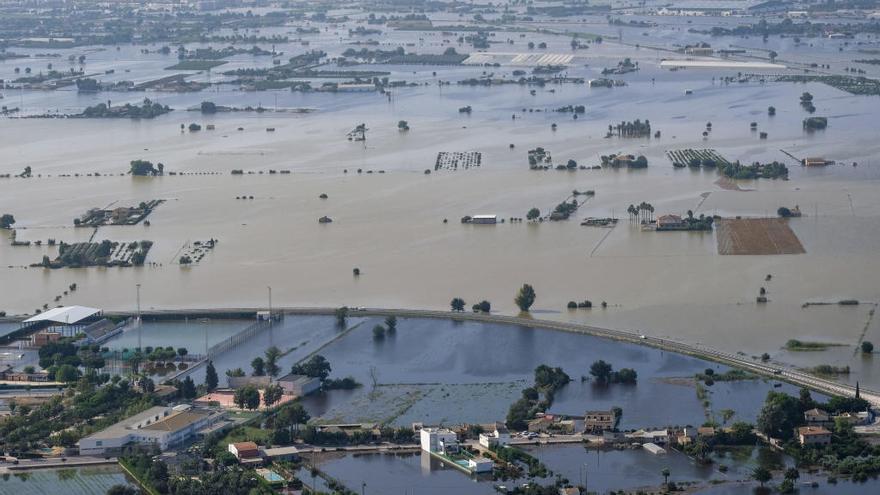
[661,468,670,486]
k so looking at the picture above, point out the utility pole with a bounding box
[136,284,141,352]
[268,286,273,322]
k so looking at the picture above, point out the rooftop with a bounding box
[278,373,317,385]
[798,426,831,436]
[23,305,102,325]
[230,441,259,451]
[142,410,210,432]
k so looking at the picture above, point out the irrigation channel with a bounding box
[110,307,880,407]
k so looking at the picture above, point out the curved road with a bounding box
[125,306,880,407]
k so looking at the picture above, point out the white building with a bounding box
[78,405,224,455]
[419,427,458,454]
[479,422,511,448]
[467,457,494,473]
[277,373,321,396]
[471,215,497,224]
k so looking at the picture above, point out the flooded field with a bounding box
[316,445,880,495]
[0,466,134,495]
[1,12,879,392]
[287,316,814,428]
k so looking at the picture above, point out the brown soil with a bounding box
[716,218,806,255]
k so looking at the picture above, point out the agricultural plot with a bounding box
[716,218,805,255]
[75,199,163,227]
[435,151,482,171]
[37,240,153,268]
[666,149,732,168]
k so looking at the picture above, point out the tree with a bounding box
[590,360,613,384]
[752,466,772,487]
[384,315,397,334]
[263,384,283,408]
[251,356,266,376]
[129,160,158,176]
[450,297,466,311]
[335,306,349,327]
[55,364,80,383]
[784,468,800,482]
[107,485,139,495]
[200,101,217,113]
[661,468,670,485]
[226,367,245,377]
[756,391,802,440]
[138,376,155,393]
[527,208,541,221]
[720,408,736,425]
[265,346,281,377]
[0,214,15,229]
[291,355,331,381]
[205,361,219,392]
[614,368,638,384]
[234,385,261,410]
[515,284,537,312]
[277,402,310,435]
[178,376,196,400]
[862,341,874,354]
[372,324,386,339]
[473,300,491,313]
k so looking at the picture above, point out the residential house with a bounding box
[228,441,260,460]
[479,422,511,448]
[797,426,832,446]
[419,428,458,455]
[656,214,684,229]
[584,410,615,433]
[804,408,831,427]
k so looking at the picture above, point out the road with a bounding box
[108,307,880,407]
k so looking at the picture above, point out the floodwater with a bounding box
[316,444,879,495]
[0,466,134,495]
[1,13,879,392]
[297,317,817,428]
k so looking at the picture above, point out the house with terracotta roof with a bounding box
[797,426,832,446]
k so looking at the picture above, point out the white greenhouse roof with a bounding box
[23,305,102,325]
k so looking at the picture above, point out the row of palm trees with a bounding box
[627,202,655,223]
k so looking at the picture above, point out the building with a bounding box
[228,441,260,460]
[31,331,62,347]
[835,411,873,426]
[262,446,299,461]
[803,157,832,167]
[471,215,497,224]
[277,373,321,396]
[419,428,458,454]
[684,46,714,56]
[479,422,512,448]
[227,375,272,389]
[78,405,224,455]
[335,83,376,92]
[643,442,667,455]
[0,366,50,382]
[630,429,670,444]
[467,457,493,473]
[697,426,716,438]
[21,306,103,336]
[656,214,684,229]
[804,408,831,427]
[585,410,615,433]
[797,426,832,446]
